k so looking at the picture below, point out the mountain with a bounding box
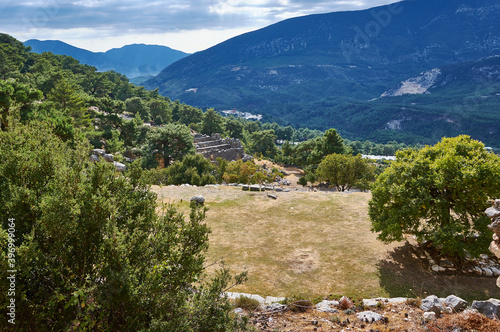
[145,0,500,146]
[24,39,189,79]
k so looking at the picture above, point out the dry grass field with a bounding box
[151,185,500,302]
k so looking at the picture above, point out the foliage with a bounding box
[0,79,42,131]
[156,153,216,186]
[316,153,375,192]
[222,160,278,185]
[143,123,195,168]
[233,296,261,312]
[369,135,500,258]
[0,124,251,331]
[247,129,278,159]
[201,108,225,135]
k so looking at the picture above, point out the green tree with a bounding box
[316,153,375,192]
[369,135,500,258]
[247,129,278,158]
[164,153,216,186]
[148,98,172,125]
[144,123,194,168]
[48,79,90,129]
[0,80,42,131]
[125,96,151,122]
[224,117,244,139]
[178,105,203,126]
[0,124,250,331]
[201,108,224,135]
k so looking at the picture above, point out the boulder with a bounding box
[92,149,106,156]
[471,298,500,318]
[444,295,468,312]
[316,300,340,313]
[249,185,262,192]
[423,311,436,322]
[190,195,205,205]
[90,154,99,162]
[420,295,445,315]
[267,194,277,200]
[103,154,114,162]
[113,161,126,172]
[356,311,384,323]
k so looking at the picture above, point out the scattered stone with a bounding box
[432,265,446,272]
[233,308,244,314]
[113,161,126,172]
[473,266,483,275]
[423,311,436,322]
[263,303,286,312]
[92,149,106,156]
[356,311,383,323]
[491,266,500,277]
[103,154,114,162]
[90,154,99,162]
[420,295,445,315]
[482,267,493,277]
[249,185,262,192]
[190,195,205,205]
[275,187,284,192]
[445,295,468,312]
[471,298,500,318]
[316,300,340,313]
[363,299,379,307]
[242,185,249,191]
[267,194,278,200]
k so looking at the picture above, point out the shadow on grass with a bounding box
[378,242,500,303]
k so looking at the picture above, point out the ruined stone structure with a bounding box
[487,199,500,287]
[193,133,247,162]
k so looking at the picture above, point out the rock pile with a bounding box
[487,199,500,287]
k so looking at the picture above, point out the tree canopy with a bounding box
[369,135,500,258]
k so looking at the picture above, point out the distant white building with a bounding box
[222,109,262,121]
[362,154,396,161]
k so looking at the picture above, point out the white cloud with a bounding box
[1,0,402,52]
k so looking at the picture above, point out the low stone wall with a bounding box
[487,199,500,287]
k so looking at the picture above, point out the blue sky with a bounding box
[0,0,401,53]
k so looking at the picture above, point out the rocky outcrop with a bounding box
[193,133,250,162]
[487,199,500,287]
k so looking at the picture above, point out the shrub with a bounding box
[0,124,250,331]
[233,296,261,311]
[338,296,354,310]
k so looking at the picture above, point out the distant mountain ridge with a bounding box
[24,39,189,79]
[145,0,500,145]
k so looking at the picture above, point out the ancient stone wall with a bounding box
[193,133,248,162]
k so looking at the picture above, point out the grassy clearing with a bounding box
[151,185,500,301]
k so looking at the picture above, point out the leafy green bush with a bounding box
[0,124,249,331]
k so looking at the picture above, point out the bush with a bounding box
[233,296,261,311]
[0,125,250,331]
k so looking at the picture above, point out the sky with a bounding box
[0,0,401,54]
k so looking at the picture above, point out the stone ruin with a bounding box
[487,199,500,287]
[193,133,252,162]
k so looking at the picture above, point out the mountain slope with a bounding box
[145,0,500,145]
[24,40,189,78]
